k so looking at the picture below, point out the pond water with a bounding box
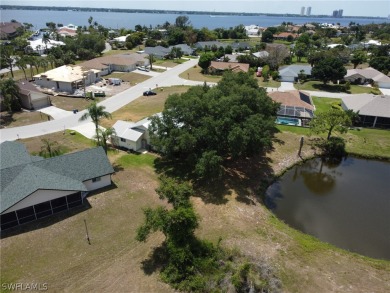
[265,157,390,260]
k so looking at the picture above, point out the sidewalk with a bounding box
[39,106,73,120]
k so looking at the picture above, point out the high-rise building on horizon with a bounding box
[301,7,305,16]
[306,7,312,16]
[332,9,344,18]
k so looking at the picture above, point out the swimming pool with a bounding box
[276,117,301,126]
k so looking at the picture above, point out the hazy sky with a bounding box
[2,0,390,17]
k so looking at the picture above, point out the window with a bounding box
[120,138,126,142]
[92,177,101,183]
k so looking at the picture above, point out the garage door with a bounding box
[33,98,50,110]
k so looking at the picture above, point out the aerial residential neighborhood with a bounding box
[0,3,390,293]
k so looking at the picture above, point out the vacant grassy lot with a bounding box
[104,72,150,84]
[296,80,376,94]
[100,86,191,128]
[50,96,98,111]
[2,128,389,293]
[179,65,222,83]
[0,110,50,128]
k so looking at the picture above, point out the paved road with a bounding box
[0,58,201,142]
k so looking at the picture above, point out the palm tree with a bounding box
[42,33,51,52]
[15,55,28,80]
[0,78,20,112]
[79,102,112,144]
[46,54,56,69]
[39,138,62,158]
[95,127,116,154]
[148,53,154,70]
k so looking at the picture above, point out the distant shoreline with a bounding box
[0,5,387,20]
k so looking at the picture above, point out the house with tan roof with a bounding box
[344,67,390,89]
[79,53,149,75]
[209,61,249,74]
[33,65,102,94]
[273,32,298,40]
[268,90,314,126]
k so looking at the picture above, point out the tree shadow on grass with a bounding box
[0,111,16,127]
[141,242,168,276]
[312,83,347,93]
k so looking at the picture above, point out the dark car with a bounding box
[143,90,157,96]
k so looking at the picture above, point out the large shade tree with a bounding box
[150,72,279,179]
[309,108,352,140]
[311,56,347,84]
[79,102,112,144]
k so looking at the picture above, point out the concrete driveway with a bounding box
[39,106,73,120]
[69,122,105,140]
[133,69,161,77]
[278,82,296,91]
[379,88,390,95]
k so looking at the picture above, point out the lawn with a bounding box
[179,65,222,83]
[100,86,191,128]
[50,95,98,111]
[296,80,376,94]
[312,96,342,113]
[1,127,389,292]
[255,75,281,88]
[153,58,188,67]
[104,72,150,84]
[0,110,51,128]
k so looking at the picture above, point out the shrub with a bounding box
[321,136,346,158]
[271,71,280,81]
[344,81,351,92]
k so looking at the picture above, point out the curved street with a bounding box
[0,58,203,142]
[1,58,382,142]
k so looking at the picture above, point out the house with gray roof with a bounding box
[252,51,269,59]
[194,41,227,50]
[279,65,313,82]
[0,142,114,230]
[112,115,158,151]
[169,44,195,56]
[17,80,51,110]
[341,94,390,128]
[144,46,171,59]
[344,67,390,89]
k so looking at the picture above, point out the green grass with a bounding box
[66,130,94,146]
[268,215,334,255]
[296,81,375,94]
[312,96,342,113]
[291,56,309,64]
[345,128,390,160]
[277,125,311,135]
[116,153,156,168]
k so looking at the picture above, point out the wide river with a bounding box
[1,9,388,30]
[265,157,390,260]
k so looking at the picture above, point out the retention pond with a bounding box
[265,157,390,260]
